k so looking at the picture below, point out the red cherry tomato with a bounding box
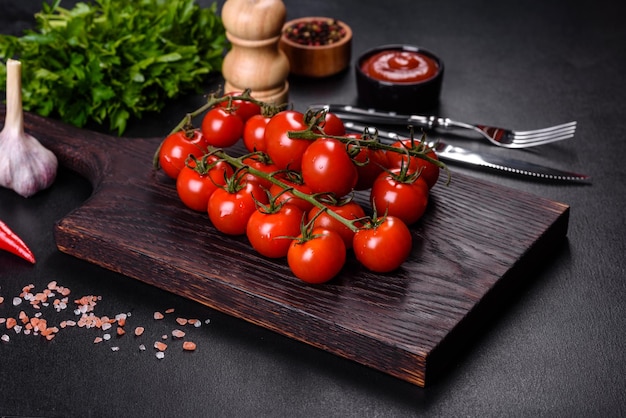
[346,132,388,190]
[387,139,440,189]
[301,138,357,197]
[217,92,261,122]
[240,153,279,190]
[307,200,365,249]
[158,129,209,179]
[243,114,271,152]
[353,216,412,273]
[315,112,346,136]
[208,180,269,236]
[264,110,310,171]
[370,170,429,225]
[201,107,244,148]
[287,228,346,284]
[176,156,234,212]
[246,203,304,258]
[269,174,314,212]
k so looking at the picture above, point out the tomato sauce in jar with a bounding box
[361,50,439,83]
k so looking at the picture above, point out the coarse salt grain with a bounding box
[182,341,197,351]
[103,333,111,341]
[134,326,144,336]
[0,296,4,304]
[176,317,188,326]
[172,329,185,339]
[18,311,28,323]
[156,351,165,359]
[154,341,167,351]
[1,334,9,342]
[165,308,175,314]
[6,317,17,329]
[139,344,146,351]
[153,312,164,320]
[115,313,127,325]
[12,297,22,306]
[111,346,120,352]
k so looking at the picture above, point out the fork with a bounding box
[310,104,577,149]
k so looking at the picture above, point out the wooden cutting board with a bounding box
[8,107,569,387]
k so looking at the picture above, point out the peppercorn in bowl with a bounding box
[279,17,352,78]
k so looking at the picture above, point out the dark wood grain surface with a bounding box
[7,106,569,386]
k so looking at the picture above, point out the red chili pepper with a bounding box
[0,219,36,264]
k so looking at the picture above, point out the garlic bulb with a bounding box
[0,59,58,198]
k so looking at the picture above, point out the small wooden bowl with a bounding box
[279,17,352,78]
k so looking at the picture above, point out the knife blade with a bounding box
[343,122,591,183]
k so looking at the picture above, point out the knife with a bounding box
[343,122,591,183]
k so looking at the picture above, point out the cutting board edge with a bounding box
[423,204,570,386]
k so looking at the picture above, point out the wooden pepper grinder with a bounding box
[221,0,290,105]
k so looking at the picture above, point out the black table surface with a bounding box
[1,0,625,416]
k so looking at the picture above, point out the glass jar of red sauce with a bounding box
[361,50,439,84]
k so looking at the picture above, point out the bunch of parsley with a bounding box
[0,0,228,135]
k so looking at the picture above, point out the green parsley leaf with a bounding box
[0,0,228,135]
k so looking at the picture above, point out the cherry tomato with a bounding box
[353,216,412,273]
[307,200,365,249]
[158,129,209,179]
[370,170,429,225]
[240,153,279,190]
[387,139,440,189]
[201,107,244,148]
[288,228,346,284]
[217,92,261,122]
[301,138,358,197]
[208,180,269,235]
[414,150,440,189]
[264,110,310,171]
[315,112,346,136]
[346,132,388,190]
[243,114,271,152]
[246,203,304,258]
[269,174,314,212]
[176,156,234,212]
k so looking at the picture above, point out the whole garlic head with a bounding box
[0,59,58,198]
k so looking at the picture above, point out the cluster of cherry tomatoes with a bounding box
[155,92,444,284]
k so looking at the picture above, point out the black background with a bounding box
[1,0,625,416]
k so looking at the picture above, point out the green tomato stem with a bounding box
[214,149,360,233]
[287,128,451,185]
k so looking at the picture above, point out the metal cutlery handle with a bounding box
[310,104,454,129]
